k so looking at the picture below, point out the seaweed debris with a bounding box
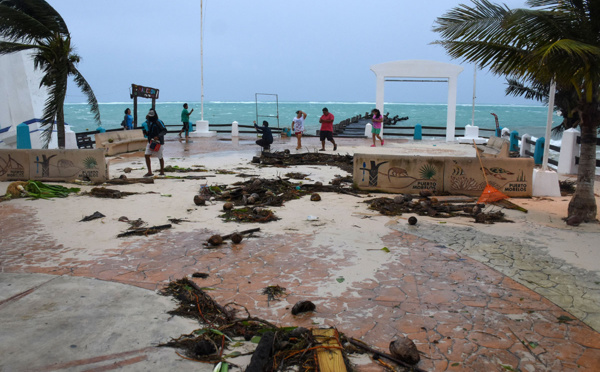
[258,151,354,173]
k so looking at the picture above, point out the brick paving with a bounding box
[1,137,599,371]
[1,201,599,371]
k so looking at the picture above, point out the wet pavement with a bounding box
[1,135,599,371]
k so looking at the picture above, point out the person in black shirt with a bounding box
[253,120,273,152]
[142,109,168,177]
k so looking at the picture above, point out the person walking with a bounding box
[319,107,337,151]
[142,109,167,177]
[178,103,194,139]
[371,108,384,147]
[253,120,273,152]
[292,110,306,150]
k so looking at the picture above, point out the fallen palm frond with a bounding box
[18,180,80,200]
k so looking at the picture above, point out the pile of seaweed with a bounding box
[257,151,354,174]
[160,278,425,371]
[365,192,514,224]
[202,177,365,209]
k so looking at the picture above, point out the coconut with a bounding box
[193,195,205,206]
[389,337,420,365]
[310,193,321,201]
[223,202,234,211]
[231,233,243,244]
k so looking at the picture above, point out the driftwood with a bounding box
[245,331,274,372]
[221,228,261,240]
[348,338,427,372]
[99,178,154,185]
[117,224,172,237]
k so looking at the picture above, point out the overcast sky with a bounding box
[48,0,534,105]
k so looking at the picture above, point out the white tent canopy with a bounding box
[370,60,464,141]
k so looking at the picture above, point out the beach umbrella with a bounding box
[474,140,509,204]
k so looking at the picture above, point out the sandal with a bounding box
[371,144,376,147]
[333,144,337,151]
[319,149,326,151]
[143,173,153,177]
[381,140,384,146]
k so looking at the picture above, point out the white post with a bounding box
[232,121,239,137]
[557,128,580,175]
[446,76,458,141]
[364,123,372,138]
[542,80,556,171]
[520,134,531,158]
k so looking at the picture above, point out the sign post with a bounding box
[130,84,160,128]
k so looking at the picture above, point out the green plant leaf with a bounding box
[250,335,262,344]
[336,276,345,283]
[223,351,242,358]
[381,247,390,252]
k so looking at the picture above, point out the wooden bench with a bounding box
[94,129,147,156]
[476,135,510,158]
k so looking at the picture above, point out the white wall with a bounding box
[0,50,48,129]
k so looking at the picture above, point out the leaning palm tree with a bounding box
[433,0,599,223]
[0,0,100,148]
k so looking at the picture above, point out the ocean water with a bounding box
[65,101,558,140]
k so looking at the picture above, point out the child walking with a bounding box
[371,108,384,147]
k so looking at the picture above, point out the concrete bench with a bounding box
[94,129,147,156]
[476,135,510,158]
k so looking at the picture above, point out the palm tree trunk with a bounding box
[567,104,598,222]
[57,99,66,149]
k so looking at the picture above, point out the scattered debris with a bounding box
[223,202,234,211]
[99,177,154,185]
[191,272,209,278]
[366,195,515,224]
[291,300,316,315]
[88,187,137,199]
[193,195,206,206]
[160,278,426,371]
[168,218,190,224]
[310,193,321,201]
[220,207,278,223]
[123,167,132,173]
[285,172,309,179]
[230,233,243,244]
[408,216,418,225]
[163,165,208,173]
[207,235,224,246]
[559,179,576,195]
[80,211,106,222]
[258,151,354,173]
[262,285,286,303]
[117,224,172,238]
[389,337,420,365]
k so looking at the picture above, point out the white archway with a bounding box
[370,60,464,141]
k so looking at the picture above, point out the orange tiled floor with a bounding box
[1,202,600,371]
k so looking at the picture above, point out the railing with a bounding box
[75,122,290,149]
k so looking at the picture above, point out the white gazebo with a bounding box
[370,60,464,141]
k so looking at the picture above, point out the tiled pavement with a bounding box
[1,137,599,371]
[1,201,600,371]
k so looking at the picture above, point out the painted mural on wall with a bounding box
[0,149,107,182]
[353,154,534,197]
[447,158,530,196]
[30,151,102,180]
[0,153,27,180]
[357,156,444,193]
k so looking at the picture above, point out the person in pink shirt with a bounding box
[319,107,337,151]
[371,108,384,147]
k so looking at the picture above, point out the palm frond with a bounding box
[71,67,101,125]
[0,4,52,42]
[0,40,38,55]
[0,0,68,36]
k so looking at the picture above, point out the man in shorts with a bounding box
[143,109,168,177]
[319,107,337,151]
[178,103,194,139]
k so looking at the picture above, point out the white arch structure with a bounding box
[370,60,464,142]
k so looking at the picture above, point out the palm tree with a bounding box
[433,0,599,223]
[0,0,100,148]
[504,77,581,135]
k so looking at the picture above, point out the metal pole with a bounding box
[542,80,556,171]
[471,66,476,127]
[200,0,204,121]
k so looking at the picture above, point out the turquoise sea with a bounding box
[65,101,557,140]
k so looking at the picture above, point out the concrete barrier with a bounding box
[353,153,534,197]
[0,149,108,182]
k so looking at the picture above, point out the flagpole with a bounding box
[200,0,204,121]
